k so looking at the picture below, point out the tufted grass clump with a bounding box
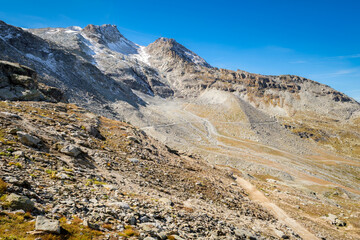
[118,225,139,237]
[102,223,113,230]
[0,212,35,239]
[6,147,14,153]
[0,151,12,156]
[8,162,22,168]
[0,178,7,195]
[45,169,57,179]
[85,179,106,186]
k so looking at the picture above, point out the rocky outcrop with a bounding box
[16,131,42,147]
[5,193,35,212]
[0,61,63,102]
[60,144,82,157]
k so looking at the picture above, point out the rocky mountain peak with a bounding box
[147,37,212,68]
[81,24,138,55]
[82,24,124,43]
[155,37,177,44]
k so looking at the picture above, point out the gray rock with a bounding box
[128,158,139,164]
[158,198,173,206]
[108,201,130,209]
[127,136,139,142]
[234,228,247,238]
[4,176,19,184]
[327,213,337,223]
[11,209,25,214]
[56,172,70,180]
[118,202,130,209]
[335,219,347,227]
[35,216,61,234]
[138,222,157,232]
[84,124,105,140]
[60,144,82,157]
[13,151,24,157]
[17,131,41,147]
[322,213,347,227]
[83,219,100,230]
[6,193,34,212]
[129,216,137,225]
[0,112,21,119]
[8,128,20,134]
[0,61,61,101]
[140,215,150,223]
[157,232,168,240]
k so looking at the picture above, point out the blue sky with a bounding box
[1,0,359,101]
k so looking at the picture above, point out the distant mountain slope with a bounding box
[145,37,359,120]
[0,21,144,118]
[27,24,174,98]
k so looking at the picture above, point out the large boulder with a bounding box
[84,124,105,140]
[5,193,34,212]
[17,131,41,147]
[35,216,61,234]
[60,144,82,157]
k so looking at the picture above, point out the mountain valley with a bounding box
[0,20,359,239]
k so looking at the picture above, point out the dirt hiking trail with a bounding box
[236,177,319,240]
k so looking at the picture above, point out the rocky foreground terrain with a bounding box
[0,20,360,240]
[0,99,302,240]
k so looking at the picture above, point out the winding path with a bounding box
[235,176,319,240]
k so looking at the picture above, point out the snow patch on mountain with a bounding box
[67,26,82,31]
[0,28,20,41]
[183,48,209,67]
[107,39,139,55]
[131,46,151,65]
[25,53,57,72]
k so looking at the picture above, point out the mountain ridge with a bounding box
[1,20,358,157]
